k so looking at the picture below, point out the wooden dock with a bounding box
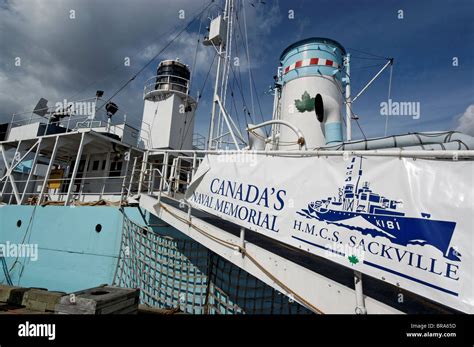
[0,284,145,315]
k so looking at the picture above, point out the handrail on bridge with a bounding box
[143,74,192,98]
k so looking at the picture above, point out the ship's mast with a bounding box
[208,0,226,149]
[345,53,352,141]
[206,0,237,150]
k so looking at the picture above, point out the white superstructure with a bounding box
[140,60,196,150]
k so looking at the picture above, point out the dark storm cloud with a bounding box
[0,0,213,124]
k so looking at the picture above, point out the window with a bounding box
[109,161,123,177]
[92,160,100,171]
[102,160,107,170]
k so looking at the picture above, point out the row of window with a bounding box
[87,159,123,177]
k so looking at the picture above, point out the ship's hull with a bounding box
[0,205,308,314]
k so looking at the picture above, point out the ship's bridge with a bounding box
[0,97,145,148]
[143,60,196,108]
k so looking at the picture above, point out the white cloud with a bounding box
[456,104,474,136]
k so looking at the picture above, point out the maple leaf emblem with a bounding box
[294,91,315,113]
[348,255,359,265]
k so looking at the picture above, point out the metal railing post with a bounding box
[174,158,182,195]
[0,143,22,204]
[137,151,148,195]
[354,271,367,314]
[78,153,91,201]
[37,136,60,205]
[64,133,86,205]
[120,151,131,204]
[192,151,197,179]
[100,151,111,200]
[167,157,176,195]
[20,138,42,204]
[147,162,153,194]
[157,152,169,205]
[44,118,50,136]
[150,162,156,195]
[66,116,71,131]
[239,227,246,257]
[127,156,138,198]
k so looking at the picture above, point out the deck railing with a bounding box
[1,147,473,206]
[143,74,191,98]
[6,98,148,147]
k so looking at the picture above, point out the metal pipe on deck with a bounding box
[215,96,241,150]
[354,271,367,314]
[64,132,86,205]
[352,59,393,103]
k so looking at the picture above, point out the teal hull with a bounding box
[0,205,309,314]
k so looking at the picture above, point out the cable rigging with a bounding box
[96,0,216,113]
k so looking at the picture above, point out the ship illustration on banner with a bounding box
[297,157,460,261]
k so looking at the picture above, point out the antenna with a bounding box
[33,98,49,118]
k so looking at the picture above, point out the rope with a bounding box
[249,67,268,136]
[229,64,255,125]
[346,47,390,60]
[1,256,13,285]
[179,7,207,151]
[158,202,324,314]
[7,203,38,284]
[230,81,244,136]
[350,63,387,71]
[384,62,394,136]
[241,0,255,118]
[96,0,215,113]
[180,51,218,150]
[231,22,254,126]
[5,1,218,121]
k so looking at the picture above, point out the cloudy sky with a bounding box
[0,0,473,141]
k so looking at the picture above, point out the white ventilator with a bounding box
[275,38,346,149]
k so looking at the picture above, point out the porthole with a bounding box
[16,220,22,228]
[95,224,102,233]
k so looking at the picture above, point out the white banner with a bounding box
[185,153,474,313]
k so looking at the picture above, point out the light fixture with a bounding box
[105,102,119,118]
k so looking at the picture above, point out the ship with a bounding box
[0,0,473,315]
[302,157,459,261]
